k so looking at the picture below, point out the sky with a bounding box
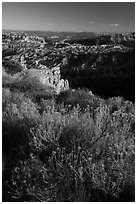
[2,2,135,33]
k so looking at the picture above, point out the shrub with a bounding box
[3,60,23,75]
[3,88,40,122]
[2,87,135,202]
[2,70,15,87]
[56,88,105,112]
[2,88,40,178]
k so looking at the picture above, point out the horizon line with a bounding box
[2,28,135,34]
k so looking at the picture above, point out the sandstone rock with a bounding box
[55,79,69,94]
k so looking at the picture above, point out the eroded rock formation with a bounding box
[13,65,69,95]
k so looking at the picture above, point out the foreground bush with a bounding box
[2,88,135,202]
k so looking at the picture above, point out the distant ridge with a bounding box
[2,29,135,35]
